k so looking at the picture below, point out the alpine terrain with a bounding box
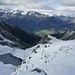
[0,8,75,75]
[11,35,75,75]
[0,9,75,34]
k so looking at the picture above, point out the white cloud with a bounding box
[57,0,75,6]
[26,2,52,10]
[0,0,52,10]
[0,0,75,16]
[49,0,75,6]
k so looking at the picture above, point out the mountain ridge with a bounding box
[0,21,41,49]
[0,9,75,34]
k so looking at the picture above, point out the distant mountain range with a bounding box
[0,21,41,49]
[0,9,75,34]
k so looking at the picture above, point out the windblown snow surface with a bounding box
[11,35,75,75]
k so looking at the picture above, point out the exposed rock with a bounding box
[39,33,51,44]
[31,68,48,75]
[61,31,75,40]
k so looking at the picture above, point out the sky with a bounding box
[0,0,75,16]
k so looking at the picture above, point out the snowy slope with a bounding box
[0,62,15,75]
[11,36,75,75]
[0,44,34,75]
[0,44,33,75]
[0,45,33,60]
[0,34,14,44]
[11,45,38,60]
[0,41,42,75]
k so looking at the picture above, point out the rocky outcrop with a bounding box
[39,34,51,44]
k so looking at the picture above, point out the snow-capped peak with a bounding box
[26,11,42,15]
[26,11,48,18]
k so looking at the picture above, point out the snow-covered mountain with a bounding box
[1,8,75,34]
[0,9,75,75]
[26,11,47,17]
[9,35,75,75]
[0,32,75,75]
[0,20,41,75]
[0,21,41,75]
[0,9,68,34]
[0,43,34,75]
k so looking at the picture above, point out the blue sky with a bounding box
[0,0,75,16]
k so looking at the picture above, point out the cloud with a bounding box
[48,0,75,15]
[0,0,75,16]
[0,0,18,5]
[25,2,52,10]
[49,0,75,6]
[0,0,52,10]
[57,0,75,6]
